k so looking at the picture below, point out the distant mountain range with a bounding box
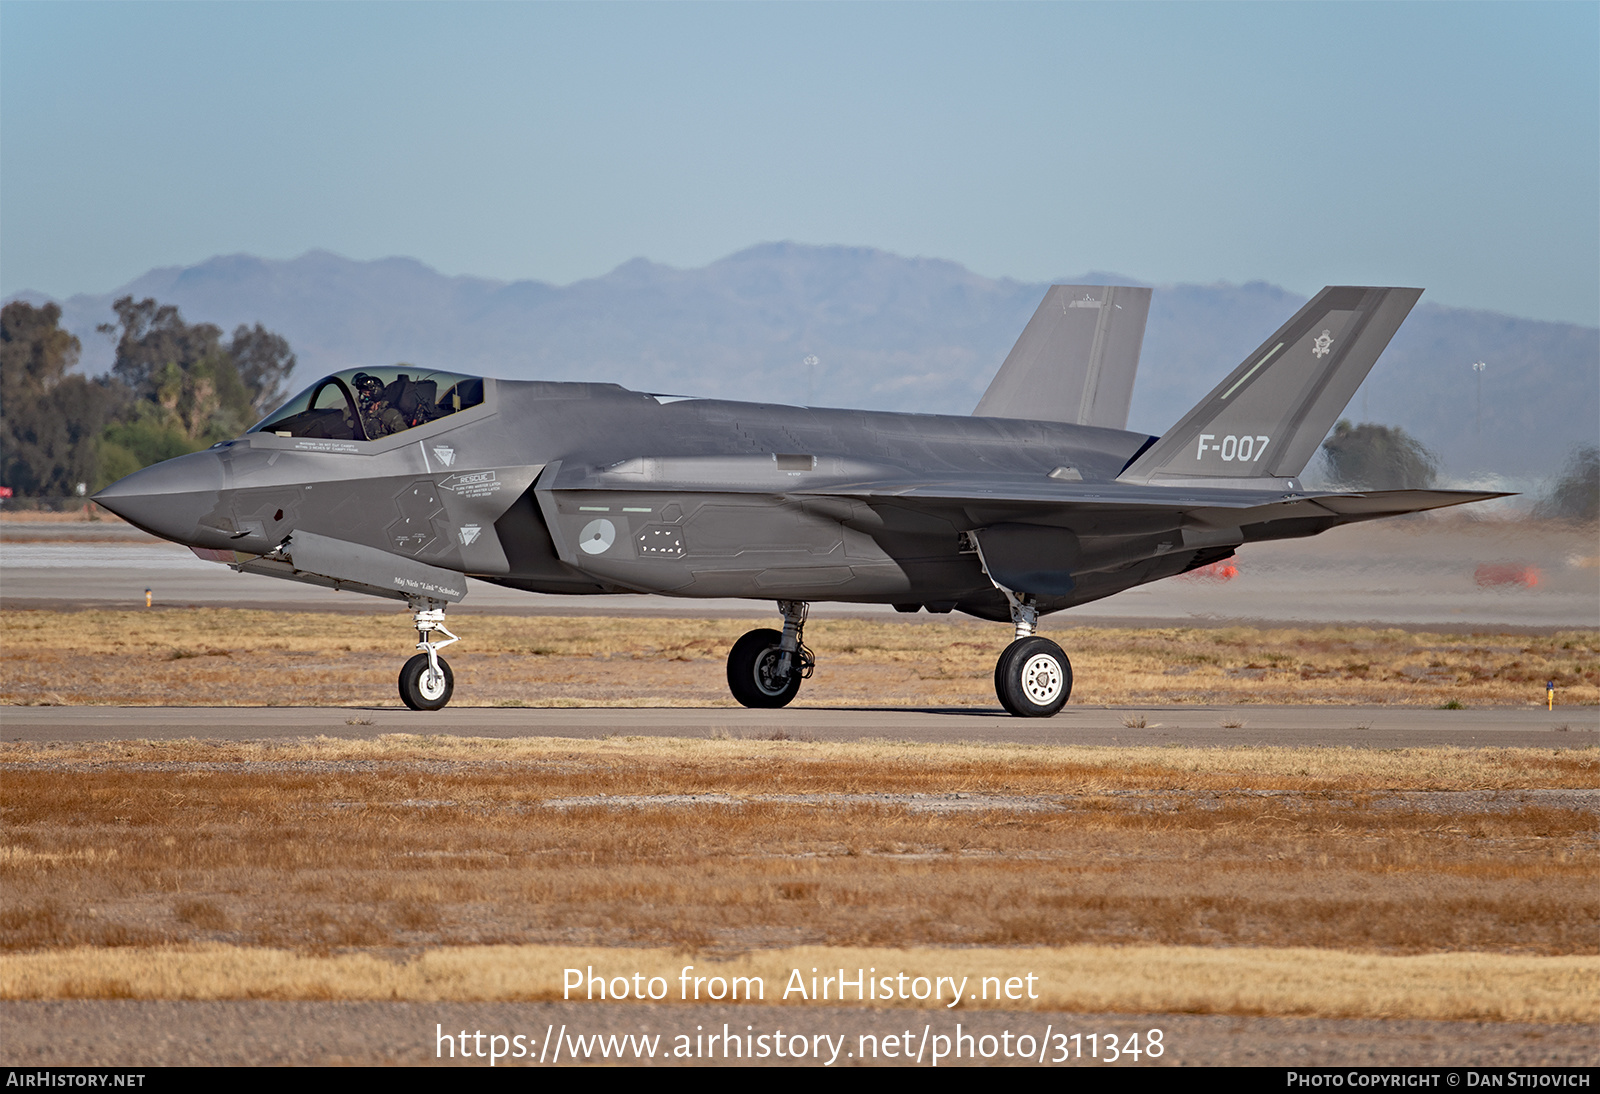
[11,243,1596,482]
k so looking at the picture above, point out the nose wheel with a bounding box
[399,601,459,711]
[399,653,454,711]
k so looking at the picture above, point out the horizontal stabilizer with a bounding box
[1118,286,1422,485]
[1296,489,1511,518]
[975,285,1151,430]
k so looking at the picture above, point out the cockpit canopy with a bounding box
[250,367,485,441]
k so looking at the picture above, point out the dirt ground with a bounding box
[4,609,1596,708]
[3,738,1593,1041]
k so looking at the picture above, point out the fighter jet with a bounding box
[94,284,1504,716]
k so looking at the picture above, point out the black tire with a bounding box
[994,637,1071,717]
[726,628,803,709]
[399,653,454,711]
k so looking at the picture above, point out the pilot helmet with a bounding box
[352,373,384,406]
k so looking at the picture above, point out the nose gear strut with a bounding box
[399,597,459,710]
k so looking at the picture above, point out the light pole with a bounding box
[804,355,818,405]
[1472,361,1486,433]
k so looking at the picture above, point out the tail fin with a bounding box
[974,284,1151,430]
[1117,286,1422,485]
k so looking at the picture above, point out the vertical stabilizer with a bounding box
[974,284,1151,429]
[1117,286,1422,484]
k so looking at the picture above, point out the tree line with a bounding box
[0,298,294,497]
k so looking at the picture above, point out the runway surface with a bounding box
[3,518,1597,630]
[6,703,1593,747]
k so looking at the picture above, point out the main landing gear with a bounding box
[992,590,1072,718]
[727,600,815,709]
[399,599,458,711]
[719,594,1072,717]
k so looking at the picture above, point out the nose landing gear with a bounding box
[399,600,458,711]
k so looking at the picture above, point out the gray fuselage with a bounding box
[97,378,1203,621]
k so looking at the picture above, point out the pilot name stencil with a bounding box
[392,575,463,597]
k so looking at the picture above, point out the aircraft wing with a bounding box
[797,479,1507,515]
[537,452,1507,604]
[542,456,1507,524]
[802,483,1507,599]
[797,479,1511,534]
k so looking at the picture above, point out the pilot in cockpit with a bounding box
[353,372,407,437]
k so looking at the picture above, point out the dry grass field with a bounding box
[4,610,1595,1023]
[4,945,1591,1024]
[3,609,1595,708]
[2,736,1595,1020]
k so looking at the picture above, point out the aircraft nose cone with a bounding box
[93,449,229,547]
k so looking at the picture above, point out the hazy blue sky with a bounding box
[4,2,1596,324]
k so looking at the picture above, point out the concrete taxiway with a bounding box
[4,703,1593,748]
